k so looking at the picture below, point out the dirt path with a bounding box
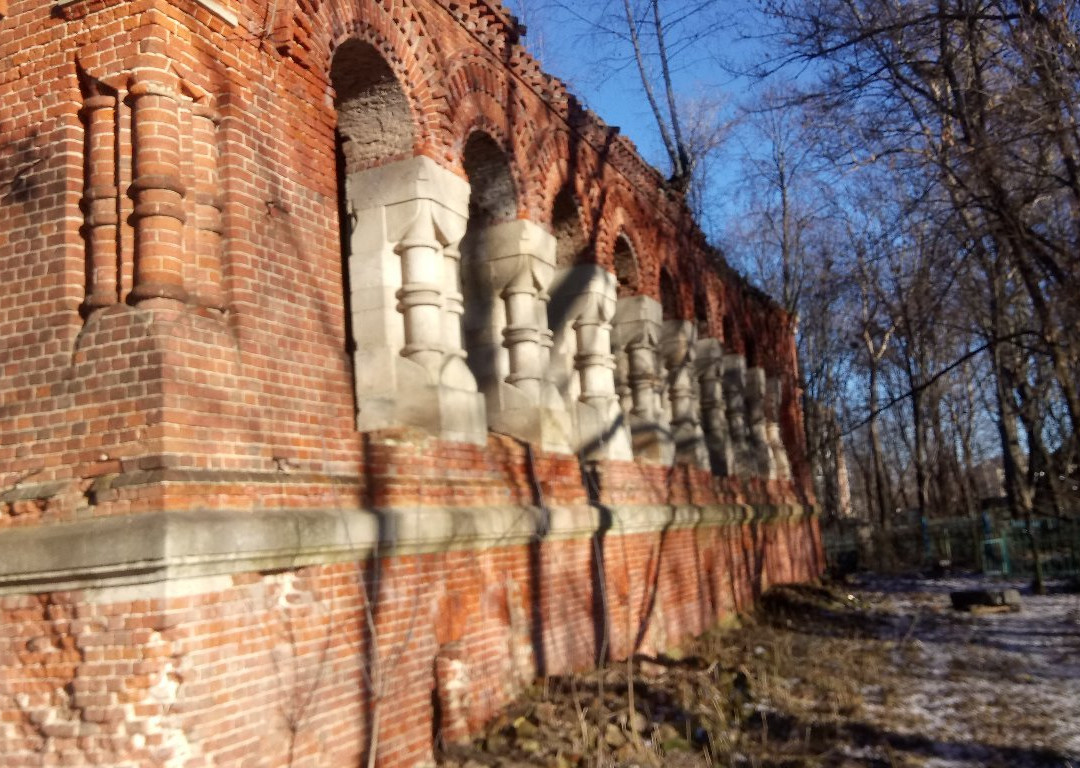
[437,574,1080,768]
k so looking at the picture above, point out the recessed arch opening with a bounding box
[723,314,735,350]
[613,234,639,298]
[659,268,681,321]
[552,186,588,268]
[331,39,415,175]
[746,337,758,368]
[461,130,519,390]
[330,39,417,420]
[695,282,710,336]
[463,131,517,228]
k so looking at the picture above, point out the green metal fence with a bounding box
[1004,517,1080,580]
[822,512,1080,580]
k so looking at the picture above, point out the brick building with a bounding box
[0,0,823,765]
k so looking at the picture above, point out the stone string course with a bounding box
[0,0,823,765]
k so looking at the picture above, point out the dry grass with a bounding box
[438,576,1080,768]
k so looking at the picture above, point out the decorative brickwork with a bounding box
[0,0,821,765]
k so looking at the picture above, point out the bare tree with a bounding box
[754,0,1079,531]
[537,0,734,197]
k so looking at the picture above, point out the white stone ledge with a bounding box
[0,502,809,595]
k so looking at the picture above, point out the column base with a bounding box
[673,429,710,469]
[487,382,573,453]
[358,357,487,445]
[705,438,735,477]
[749,427,779,479]
[627,417,674,464]
[575,399,633,461]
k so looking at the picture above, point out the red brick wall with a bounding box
[0,1,823,764]
[1,0,810,519]
[0,516,823,768]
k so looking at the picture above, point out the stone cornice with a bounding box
[0,502,811,595]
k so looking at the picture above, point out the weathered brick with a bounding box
[0,0,821,765]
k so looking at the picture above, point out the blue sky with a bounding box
[501,0,771,234]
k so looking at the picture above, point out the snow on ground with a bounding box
[840,573,1080,767]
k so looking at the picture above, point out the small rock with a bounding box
[614,743,638,762]
[617,710,649,733]
[638,659,666,678]
[512,715,538,738]
[654,723,681,743]
[534,702,558,725]
[660,735,693,752]
[517,738,542,754]
[604,723,627,748]
[950,589,1022,612]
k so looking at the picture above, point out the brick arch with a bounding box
[611,231,641,298]
[330,39,418,174]
[550,183,591,267]
[652,229,702,322]
[443,54,540,202]
[589,203,645,295]
[592,198,639,267]
[659,267,683,321]
[449,97,528,219]
[324,3,449,160]
[530,128,573,226]
[530,128,612,234]
[694,279,714,337]
[590,181,661,280]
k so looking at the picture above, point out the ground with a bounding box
[437,574,1080,768]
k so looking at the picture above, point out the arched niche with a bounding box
[463,132,517,227]
[659,268,681,321]
[694,281,710,336]
[723,314,736,349]
[330,38,486,442]
[746,336,758,368]
[331,39,415,174]
[457,132,571,450]
[552,186,588,268]
[461,130,518,387]
[613,234,639,298]
[331,39,416,405]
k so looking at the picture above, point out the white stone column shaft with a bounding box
[723,354,750,475]
[745,366,778,478]
[697,339,734,476]
[463,219,571,451]
[442,239,467,367]
[396,205,446,379]
[766,377,793,480]
[550,265,632,460]
[502,266,543,399]
[662,320,708,468]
